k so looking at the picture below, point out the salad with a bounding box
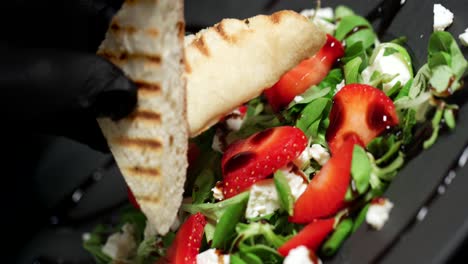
[84,4,467,264]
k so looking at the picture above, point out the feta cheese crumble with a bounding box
[433,4,454,31]
[225,108,246,131]
[196,248,230,264]
[459,28,468,47]
[361,46,412,92]
[295,144,330,167]
[212,184,225,200]
[102,223,137,260]
[366,198,394,230]
[283,246,322,264]
[245,168,307,218]
[246,179,280,218]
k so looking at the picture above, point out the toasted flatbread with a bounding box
[96,0,187,235]
[185,10,326,137]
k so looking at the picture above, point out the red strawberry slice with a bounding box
[326,84,399,154]
[290,135,359,224]
[278,218,335,256]
[127,187,140,210]
[164,212,207,264]
[221,126,307,199]
[264,34,344,111]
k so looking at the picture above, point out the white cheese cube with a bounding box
[246,179,280,218]
[433,4,454,31]
[366,199,394,230]
[102,224,137,260]
[295,144,330,167]
[196,248,230,264]
[283,246,322,264]
[459,28,468,47]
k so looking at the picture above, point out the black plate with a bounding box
[6,0,468,263]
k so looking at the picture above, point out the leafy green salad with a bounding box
[84,4,467,264]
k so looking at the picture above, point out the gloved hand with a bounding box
[0,0,137,152]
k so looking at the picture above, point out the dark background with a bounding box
[3,0,468,263]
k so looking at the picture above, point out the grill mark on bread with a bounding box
[185,61,192,73]
[100,51,162,65]
[116,137,162,150]
[134,80,161,93]
[270,12,283,24]
[110,21,159,37]
[177,21,185,40]
[214,22,237,43]
[111,22,137,34]
[127,109,161,123]
[126,166,160,177]
[193,36,210,56]
[136,195,160,204]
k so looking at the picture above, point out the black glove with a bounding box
[0,0,137,152]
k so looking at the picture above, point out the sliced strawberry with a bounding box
[237,105,248,116]
[290,135,359,224]
[164,212,207,264]
[127,187,140,210]
[278,218,335,256]
[326,84,399,154]
[221,126,307,199]
[264,34,344,111]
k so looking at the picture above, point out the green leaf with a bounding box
[350,145,371,194]
[238,243,283,263]
[212,198,248,250]
[428,51,452,69]
[352,203,370,233]
[335,15,372,41]
[342,41,366,64]
[373,152,405,181]
[296,98,331,134]
[383,47,399,56]
[321,218,354,256]
[429,65,454,95]
[274,171,295,216]
[344,56,363,84]
[335,5,355,20]
[82,225,113,264]
[233,222,287,251]
[288,86,331,107]
[192,168,216,204]
[231,254,248,264]
[181,191,250,222]
[226,114,281,143]
[444,108,456,130]
[239,252,263,264]
[423,107,444,149]
[428,31,467,91]
[394,78,413,100]
[135,236,158,264]
[204,221,216,243]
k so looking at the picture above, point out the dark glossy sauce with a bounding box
[367,101,396,131]
[325,98,343,142]
[223,151,256,173]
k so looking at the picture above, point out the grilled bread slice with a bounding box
[185,10,326,137]
[97,0,187,235]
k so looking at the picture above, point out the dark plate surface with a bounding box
[5,0,468,263]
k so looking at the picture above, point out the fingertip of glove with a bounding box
[93,69,138,121]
